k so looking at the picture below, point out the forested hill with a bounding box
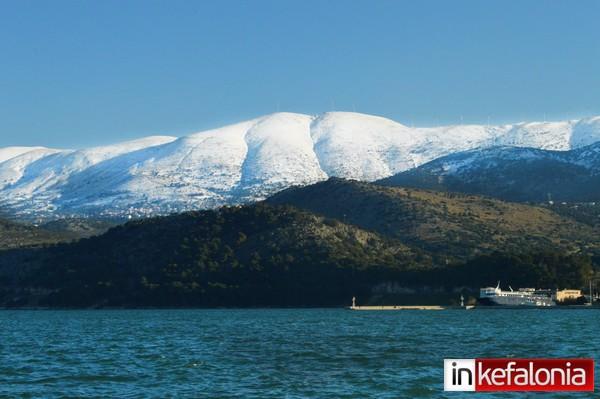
[267,178,600,260]
[1,179,598,307]
[0,205,420,307]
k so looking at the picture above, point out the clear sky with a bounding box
[1,0,599,148]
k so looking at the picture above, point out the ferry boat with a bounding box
[479,282,555,307]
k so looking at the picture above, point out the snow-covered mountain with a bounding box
[2,112,600,219]
[378,142,600,202]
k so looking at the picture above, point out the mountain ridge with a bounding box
[3,112,600,220]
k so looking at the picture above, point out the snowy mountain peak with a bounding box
[2,112,600,220]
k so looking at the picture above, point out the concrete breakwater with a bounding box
[349,305,449,310]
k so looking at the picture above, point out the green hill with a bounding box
[267,178,600,262]
[0,204,423,307]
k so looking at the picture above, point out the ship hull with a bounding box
[479,296,555,307]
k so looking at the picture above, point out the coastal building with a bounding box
[553,289,582,303]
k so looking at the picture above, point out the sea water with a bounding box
[1,309,598,398]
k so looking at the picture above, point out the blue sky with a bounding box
[1,0,599,148]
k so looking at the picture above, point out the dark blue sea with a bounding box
[0,309,598,398]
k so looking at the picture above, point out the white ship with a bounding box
[479,282,555,307]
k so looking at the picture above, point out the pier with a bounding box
[349,305,447,311]
[348,296,467,310]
